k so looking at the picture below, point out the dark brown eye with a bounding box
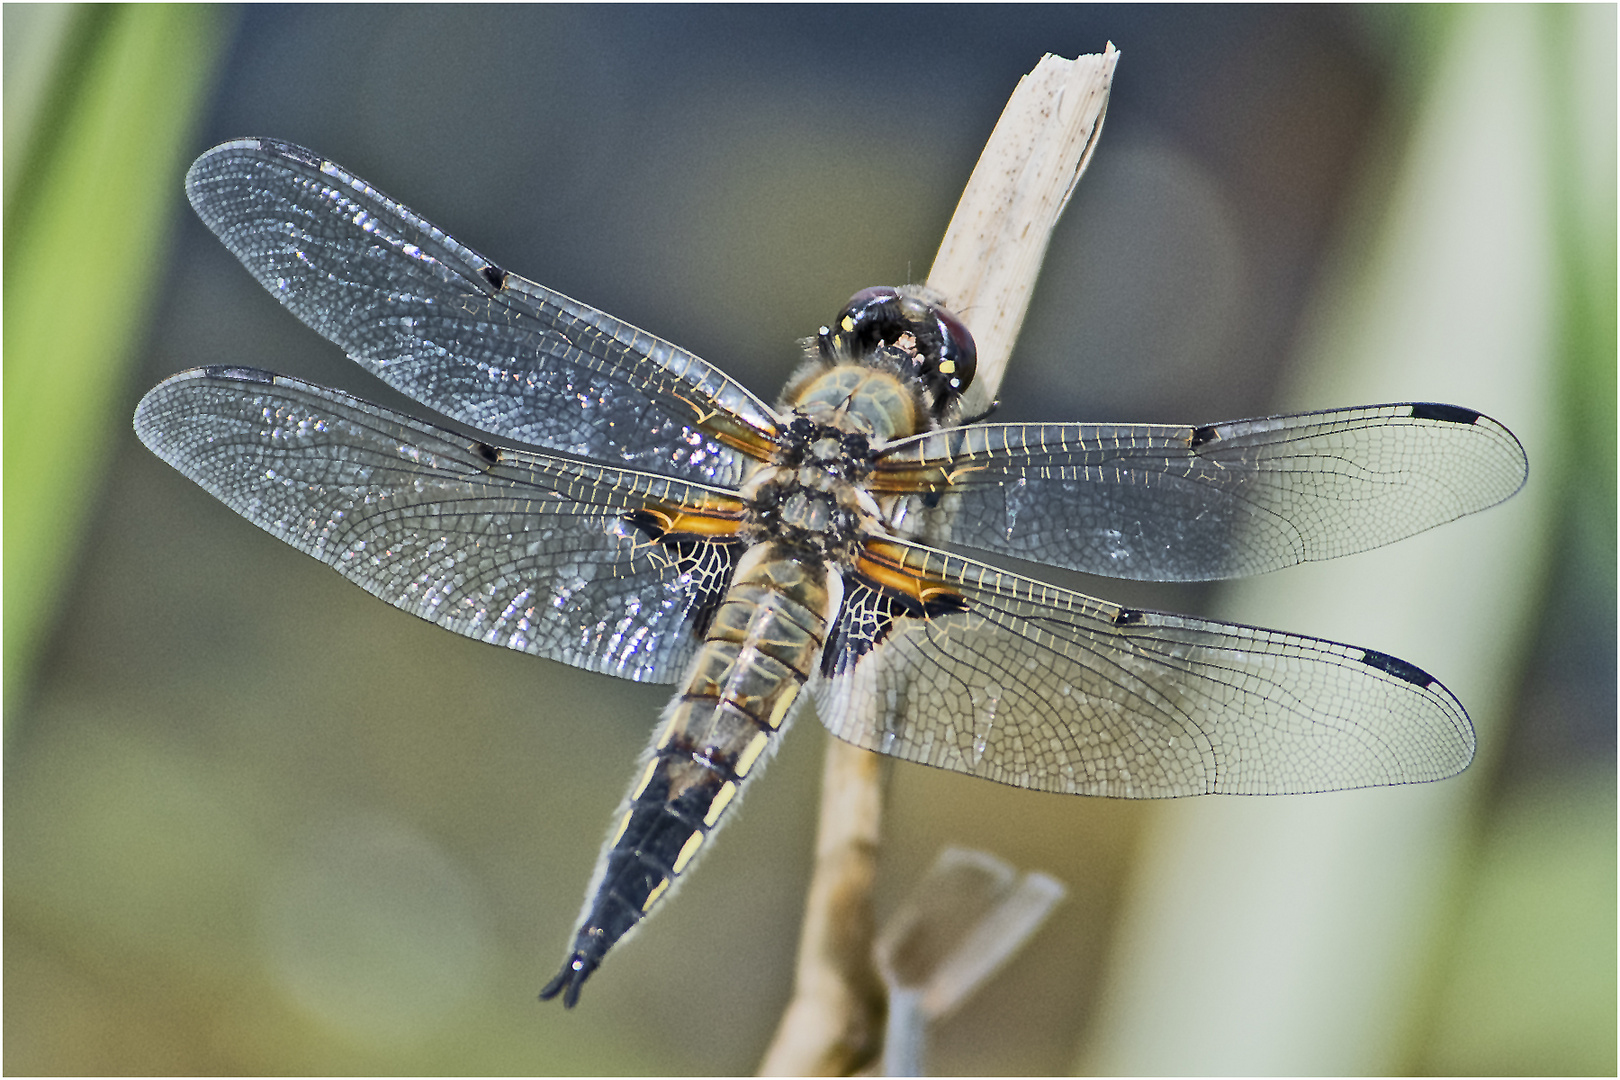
[818,286,977,415]
[818,287,902,362]
[843,285,901,312]
[931,305,977,399]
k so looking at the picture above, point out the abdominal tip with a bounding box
[538,952,593,1009]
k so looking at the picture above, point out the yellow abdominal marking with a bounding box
[767,683,800,730]
[938,359,955,374]
[672,830,706,874]
[841,315,856,332]
[630,758,658,799]
[610,809,633,846]
[704,781,738,826]
[735,730,771,776]
[642,877,670,912]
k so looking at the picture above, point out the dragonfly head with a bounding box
[816,286,977,418]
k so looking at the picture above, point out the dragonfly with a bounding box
[135,138,1528,1008]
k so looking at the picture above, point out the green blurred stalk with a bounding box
[1416,7,1616,1074]
[4,4,228,725]
[1544,3,1617,600]
[1077,5,1564,1072]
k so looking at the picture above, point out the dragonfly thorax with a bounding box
[782,362,925,442]
[737,414,879,561]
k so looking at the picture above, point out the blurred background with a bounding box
[4,5,1612,1075]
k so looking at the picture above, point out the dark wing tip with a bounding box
[138,365,278,400]
[1405,401,1529,507]
[133,367,282,452]
[186,138,330,214]
[1408,402,1482,425]
[1356,648,1477,781]
[1358,647,1435,688]
[538,953,595,1009]
[198,364,276,384]
[190,136,322,171]
[263,138,323,168]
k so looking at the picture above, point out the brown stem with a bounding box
[757,741,889,1075]
[758,47,1119,1077]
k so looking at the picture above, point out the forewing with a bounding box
[185,138,780,486]
[811,539,1474,796]
[134,367,749,683]
[873,403,1528,581]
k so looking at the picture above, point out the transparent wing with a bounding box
[134,367,750,683]
[873,403,1528,581]
[811,539,1474,796]
[185,138,780,486]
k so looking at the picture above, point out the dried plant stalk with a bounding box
[756,743,888,1076]
[929,47,1118,413]
[757,47,1118,1077]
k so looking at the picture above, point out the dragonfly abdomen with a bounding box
[540,541,841,1006]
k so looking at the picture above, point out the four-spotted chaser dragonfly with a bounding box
[135,139,1528,1008]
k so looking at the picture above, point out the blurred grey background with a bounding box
[5,5,1612,1075]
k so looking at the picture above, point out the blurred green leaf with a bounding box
[1415,11,1617,1075]
[3,4,228,722]
[1077,6,1566,1072]
[1420,767,1617,1075]
[1545,3,1617,596]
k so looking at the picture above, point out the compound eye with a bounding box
[899,294,935,323]
[836,286,900,335]
[931,305,978,396]
[840,286,900,319]
[825,286,905,362]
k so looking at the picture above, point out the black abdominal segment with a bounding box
[538,745,733,1009]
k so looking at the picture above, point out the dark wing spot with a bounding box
[271,140,323,168]
[472,441,501,465]
[202,365,275,383]
[822,573,968,677]
[1359,648,1435,687]
[681,542,742,639]
[1188,424,1220,449]
[624,508,667,540]
[1112,607,1143,626]
[1409,402,1481,425]
[623,509,742,639]
[480,263,508,290]
[924,592,969,618]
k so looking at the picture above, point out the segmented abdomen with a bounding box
[540,541,840,1006]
